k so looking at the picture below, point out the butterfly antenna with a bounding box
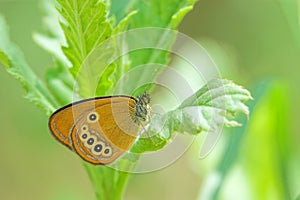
[150,110,160,115]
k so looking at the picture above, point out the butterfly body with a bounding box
[49,93,151,165]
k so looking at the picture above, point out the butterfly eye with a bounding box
[80,132,90,142]
[81,125,88,131]
[87,112,99,123]
[103,146,112,157]
[91,141,105,156]
[85,135,97,148]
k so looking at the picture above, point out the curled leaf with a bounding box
[132,79,252,153]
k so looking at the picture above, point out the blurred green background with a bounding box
[0,0,299,199]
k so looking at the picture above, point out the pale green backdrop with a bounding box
[0,0,299,199]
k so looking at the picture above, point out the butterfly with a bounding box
[48,92,151,165]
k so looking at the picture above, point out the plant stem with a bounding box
[83,163,131,200]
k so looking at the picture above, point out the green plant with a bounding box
[197,80,292,200]
[0,0,252,199]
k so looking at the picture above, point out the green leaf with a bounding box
[57,0,113,77]
[45,61,74,106]
[199,80,291,200]
[95,10,138,96]
[56,0,133,98]
[0,15,58,115]
[109,0,199,89]
[132,79,252,153]
[129,0,197,29]
[122,0,198,88]
[109,0,136,24]
[177,78,252,130]
[34,33,70,66]
[131,133,168,153]
[56,0,200,98]
[211,80,271,199]
[180,79,252,115]
[113,10,137,33]
[33,0,70,67]
[33,0,75,107]
[0,50,10,68]
[170,5,194,28]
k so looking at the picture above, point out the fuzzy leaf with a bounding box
[132,79,252,153]
[177,79,252,133]
[0,16,58,115]
[57,0,113,77]
[56,0,135,98]
[179,79,252,115]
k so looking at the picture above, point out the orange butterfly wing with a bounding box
[49,96,140,164]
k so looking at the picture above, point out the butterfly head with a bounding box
[137,92,151,105]
[134,92,151,124]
